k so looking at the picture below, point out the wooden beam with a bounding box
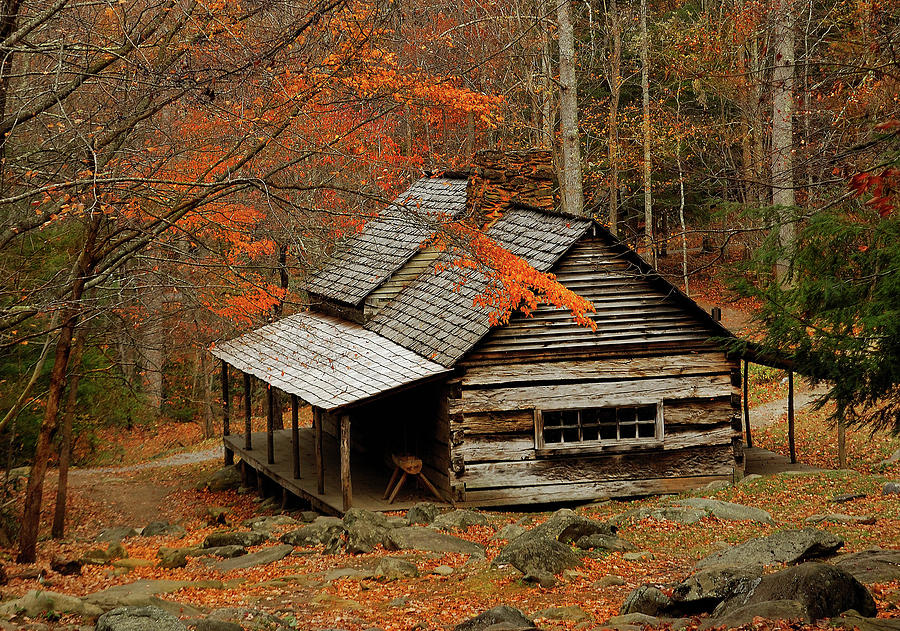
[340,414,352,511]
[291,394,300,479]
[313,407,324,494]
[743,359,752,447]
[221,360,233,466]
[788,370,796,463]
[267,385,275,465]
[243,372,252,450]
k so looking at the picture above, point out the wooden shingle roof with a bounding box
[210,312,451,411]
[365,207,593,367]
[306,177,467,306]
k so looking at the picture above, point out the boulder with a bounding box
[406,502,439,526]
[432,509,488,531]
[214,544,292,571]
[453,605,536,631]
[385,526,485,557]
[243,515,298,533]
[669,565,763,615]
[0,589,103,618]
[206,507,230,526]
[84,579,202,612]
[96,526,139,543]
[648,506,707,525]
[298,511,320,523]
[883,482,900,495]
[604,613,660,627]
[530,508,616,544]
[142,522,186,537]
[96,606,187,631]
[192,620,243,631]
[205,608,292,630]
[202,465,242,492]
[805,513,876,525]
[342,509,392,553]
[832,493,866,503]
[715,562,876,621]
[373,557,419,580]
[492,524,527,542]
[533,605,590,622]
[575,533,635,552]
[280,516,346,548]
[493,532,582,576]
[695,528,843,569]
[834,548,900,583]
[201,530,267,549]
[619,585,671,617]
[50,557,83,575]
[739,474,763,485]
[595,575,626,588]
[195,545,246,559]
[831,610,900,631]
[676,498,774,524]
[156,548,189,569]
[703,600,809,629]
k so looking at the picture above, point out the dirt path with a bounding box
[748,382,830,430]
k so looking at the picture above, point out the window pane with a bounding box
[544,428,563,444]
[539,404,661,448]
[638,422,656,438]
[637,405,657,422]
[599,420,617,440]
[543,411,564,428]
[619,422,637,439]
[559,410,579,426]
[562,426,579,443]
[582,425,599,441]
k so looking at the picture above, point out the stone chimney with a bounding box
[466,150,558,222]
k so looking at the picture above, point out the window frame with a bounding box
[533,402,665,456]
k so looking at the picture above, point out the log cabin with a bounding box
[210,150,750,514]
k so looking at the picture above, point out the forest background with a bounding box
[0,0,897,553]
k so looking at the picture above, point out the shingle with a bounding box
[306,178,467,306]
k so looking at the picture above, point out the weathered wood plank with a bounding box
[461,354,733,387]
[451,410,535,435]
[340,414,351,511]
[663,397,734,425]
[459,444,735,489]
[450,374,733,414]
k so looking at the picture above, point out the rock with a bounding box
[531,508,617,544]
[522,570,558,588]
[385,526,485,557]
[834,548,900,583]
[716,562,876,621]
[322,567,374,581]
[695,528,844,569]
[433,565,454,576]
[433,509,488,531]
[605,613,659,627]
[453,605,536,631]
[243,515,298,533]
[202,466,242,492]
[84,579,201,612]
[374,557,418,580]
[669,565,763,615]
[96,606,186,631]
[648,506,707,525]
[623,551,653,561]
[575,534,635,552]
[533,605,590,622]
[832,493,866,503]
[676,498,774,524]
[831,611,900,631]
[112,559,155,570]
[50,557,83,575]
[156,548,189,569]
[739,474,763,485]
[206,507,229,526]
[205,608,292,630]
[192,621,243,631]
[214,544,292,571]
[196,545,246,559]
[201,530,267,548]
[704,480,731,491]
[595,575,626,588]
[620,585,671,617]
[96,526,139,543]
[406,502,439,526]
[0,590,103,618]
[493,532,582,576]
[703,600,809,629]
[142,522,186,538]
[298,511,319,523]
[805,513,876,525]
[280,516,346,548]
[883,482,900,495]
[492,524,527,542]
[343,509,391,554]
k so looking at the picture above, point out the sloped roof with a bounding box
[306,177,467,306]
[210,312,451,411]
[365,207,593,367]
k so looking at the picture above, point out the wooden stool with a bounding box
[383,454,445,505]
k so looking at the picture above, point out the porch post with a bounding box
[267,385,275,465]
[291,394,300,479]
[788,370,796,463]
[221,360,233,466]
[313,407,324,494]
[743,359,752,447]
[340,414,352,511]
[243,372,252,450]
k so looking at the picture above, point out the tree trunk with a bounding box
[0,0,20,192]
[771,0,795,283]
[540,0,553,148]
[51,330,85,539]
[676,86,689,295]
[837,420,846,469]
[556,0,584,216]
[18,219,100,563]
[640,0,653,264]
[607,0,621,235]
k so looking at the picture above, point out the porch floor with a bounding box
[224,430,447,516]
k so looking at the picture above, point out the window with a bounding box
[535,403,663,452]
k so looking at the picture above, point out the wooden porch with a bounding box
[224,430,446,516]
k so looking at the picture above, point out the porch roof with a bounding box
[210,312,451,411]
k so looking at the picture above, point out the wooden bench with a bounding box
[383,454,449,505]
